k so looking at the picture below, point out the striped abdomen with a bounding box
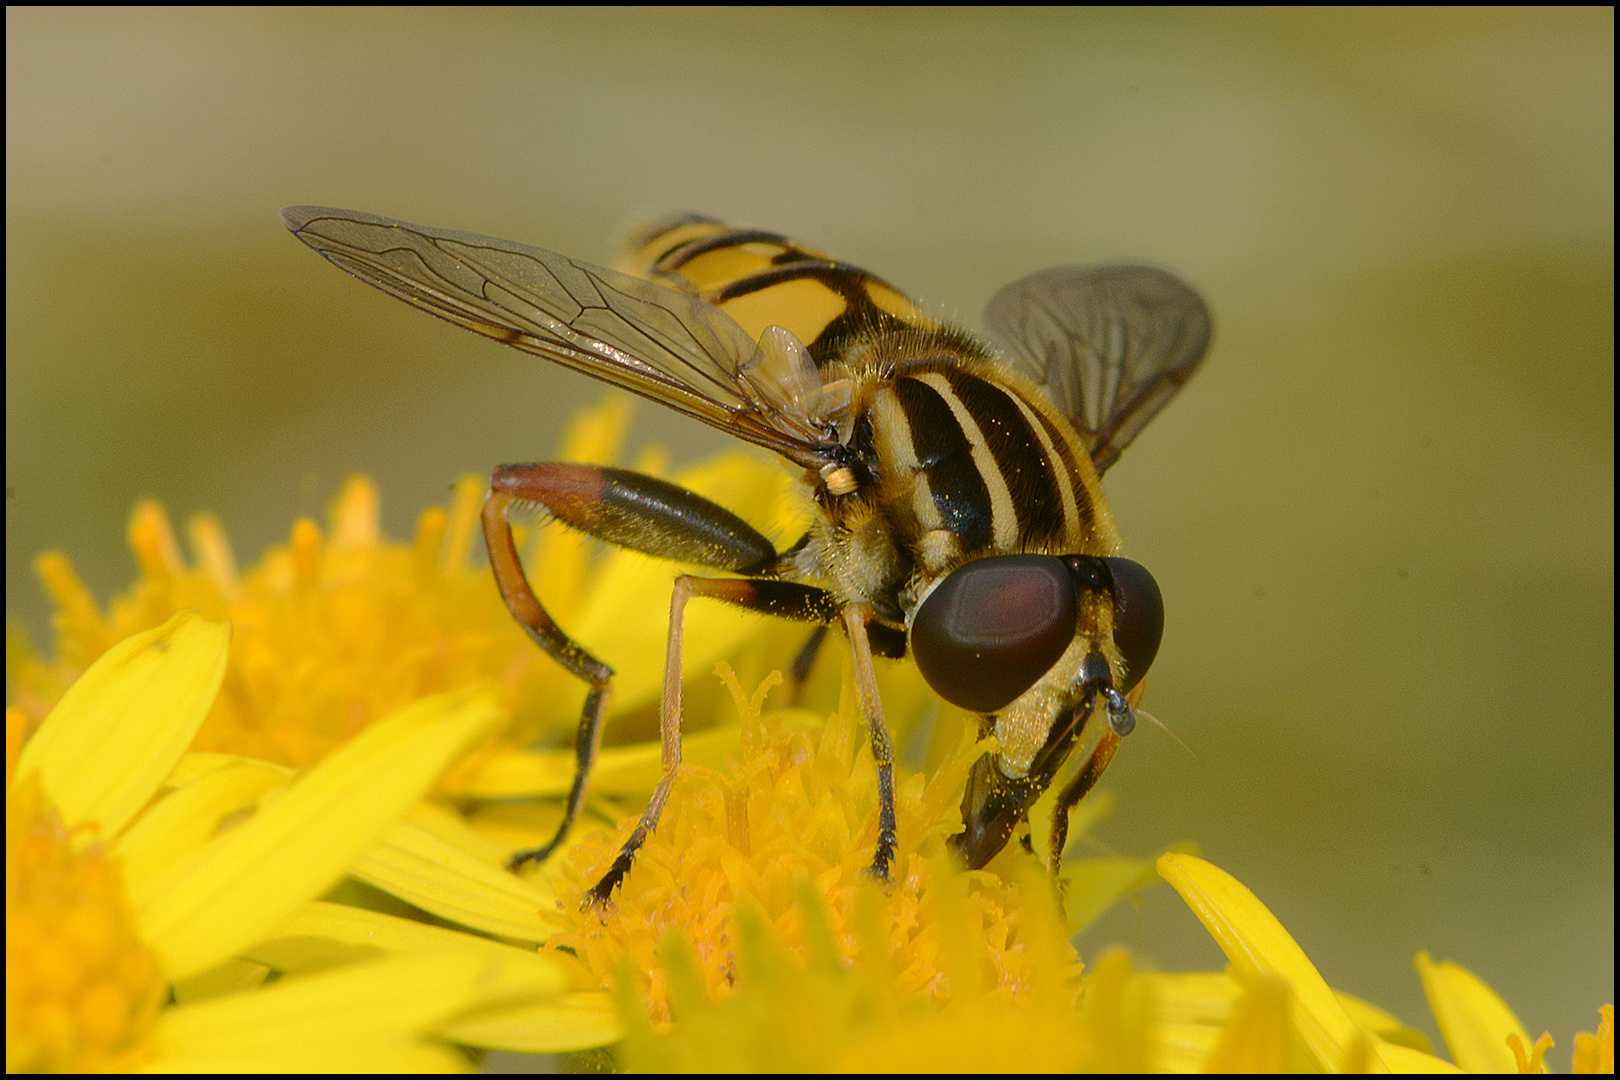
[621,216,938,370]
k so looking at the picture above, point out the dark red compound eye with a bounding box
[1096,556,1163,692]
[911,555,1078,714]
[912,554,1166,714]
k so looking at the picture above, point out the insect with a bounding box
[281,207,1211,905]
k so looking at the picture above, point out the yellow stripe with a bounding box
[914,372,1019,552]
[870,385,945,537]
[715,277,850,349]
[621,219,936,354]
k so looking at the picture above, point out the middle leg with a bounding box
[586,574,845,905]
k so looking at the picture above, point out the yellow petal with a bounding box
[351,804,556,942]
[17,611,228,835]
[1415,951,1535,1073]
[135,690,503,980]
[437,991,624,1055]
[1159,852,1396,1071]
[153,950,557,1070]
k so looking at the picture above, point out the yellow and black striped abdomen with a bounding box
[620,217,939,369]
[870,363,1116,573]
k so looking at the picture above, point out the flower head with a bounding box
[8,611,544,1070]
[10,397,1606,1070]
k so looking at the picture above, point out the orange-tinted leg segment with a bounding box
[485,481,614,873]
[586,573,849,905]
[1045,728,1122,875]
[485,461,875,901]
[487,462,787,876]
[841,604,900,883]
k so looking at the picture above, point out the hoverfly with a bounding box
[281,207,1211,905]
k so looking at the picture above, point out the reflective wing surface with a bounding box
[982,265,1211,474]
[281,207,840,468]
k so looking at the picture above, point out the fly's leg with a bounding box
[1045,679,1140,874]
[783,624,829,704]
[485,477,611,874]
[485,462,780,876]
[587,574,844,905]
[841,604,900,884]
[583,572,701,905]
[485,461,903,903]
[1044,728,1123,876]
[782,615,909,696]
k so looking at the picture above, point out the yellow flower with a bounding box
[10,397,1607,1070]
[7,611,563,1070]
[10,394,811,813]
[541,664,1082,1034]
[1156,854,1614,1073]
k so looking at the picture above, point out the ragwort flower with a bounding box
[10,397,1607,1071]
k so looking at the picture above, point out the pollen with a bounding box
[540,664,1080,1035]
[9,399,652,769]
[13,475,547,768]
[819,463,859,496]
[6,772,163,1073]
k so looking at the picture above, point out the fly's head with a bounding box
[907,553,1165,869]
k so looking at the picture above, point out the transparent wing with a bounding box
[982,264,1211,474]
[281,206,840,468]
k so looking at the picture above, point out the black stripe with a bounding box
[938,369,1067,545]
[711,260,874,303]
[634,214,720,254]
[894,376,994,552]
[1029,407,1095,537]
[714,261,917,366]
[660,227,812,271]
[648,231,935,370]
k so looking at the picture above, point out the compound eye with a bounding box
[1100,557,1163,691]
[911,555,1077,714]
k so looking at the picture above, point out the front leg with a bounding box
[584,573,835,904]
[487,461,906,903]
[841,604,900,883]
[586,578,909,903]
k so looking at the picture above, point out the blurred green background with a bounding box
[8,8,1610,1059]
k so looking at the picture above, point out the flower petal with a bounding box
[17,611,228,835]
[1415,951,1532,1073]
[135,690,503,980]
[1159,853,1396,1070]
[153,950,558,1070]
